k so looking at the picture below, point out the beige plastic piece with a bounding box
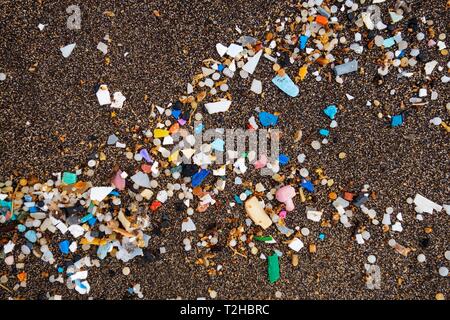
[245,196,272,229]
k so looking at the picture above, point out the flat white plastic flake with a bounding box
[90,187,114,202]
[96,85,111,105]
[111,92,126,109]
[131,172,151,188]
[242,50,262,74]
[413,194,442,214]
[250,79,262,94]
[216,43,228,57]
[205,100,231,114]
[226,44,243,58]
[60,43,76,58]
[288,238,304,252]
[181,218,196,232]
[306,208,323,222]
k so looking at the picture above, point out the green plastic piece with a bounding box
[62,172,77,185]
[268,253,280,283]
[254,236,273,242]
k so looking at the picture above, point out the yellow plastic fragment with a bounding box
[299,65,308,81]
[154,128,169,138]
[440,121,450,133]
[80,238,107,246]
[169,150,179,163]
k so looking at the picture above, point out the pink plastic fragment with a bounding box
[112,170,126,191]
[254,155,268,169]
[276,185,296,211]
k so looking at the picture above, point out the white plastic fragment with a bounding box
[90,187,114,202]
[131,172,151,188]
[60,43,76,58]
[205,100,231,114]
[334,60,358,76]
[242,50,262,74]
[97,42,108,55]
[110,92,126,109]
[288,238,304,252]
[181,218,196,232]
[96,85,111,105]
[3,241,15,254]
[413,194,442,214]
[68,225,85,238]
[424,61,438,75]
[306,208,323,222]
[250,79,262,94]
[216,43,228,57]
[226,44,243,58]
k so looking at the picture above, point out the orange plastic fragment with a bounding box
[344,192,354,201]
[169,122,179,134]
[141,164,152,173]
[316,15,328,26]
[17,272,27,282]
[150,200,162,212]
[328,192,337,201]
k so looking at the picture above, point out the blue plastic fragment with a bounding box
[172,109,182,119]
[97,242,112,260]
[319,233,326,241]
[383,37,396,48]
[259,112,278,127]
[391,114,403,127]
[272,74,299,97]
[24,195,32,202]
[59,240,70,255]
[218,64,224,72]
[139,148,152,163]
[80,213,93,223]
[88,217,97,226]
[24,230,37,243]
[234,195,243,205]
[191,169,210,187]
[244,189,253,196]
[109,190,120,197]
[57,267,64,273]
[323,105,338,119]
[211,138,225,152]
[397,50,405,58]
[17,224,26,232]
[29,207,37,213]
[76,280,87,290]
[319,128,330,136]
[194,123,204,134]
[300,179,315,193]
[317,7,330,18]
[278,154,289,165]
[334,60,358,76]
[299,35,309,50]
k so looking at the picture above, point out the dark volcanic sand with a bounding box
[0,0,449,300]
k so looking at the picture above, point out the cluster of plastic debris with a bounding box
[1,0,449,300]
